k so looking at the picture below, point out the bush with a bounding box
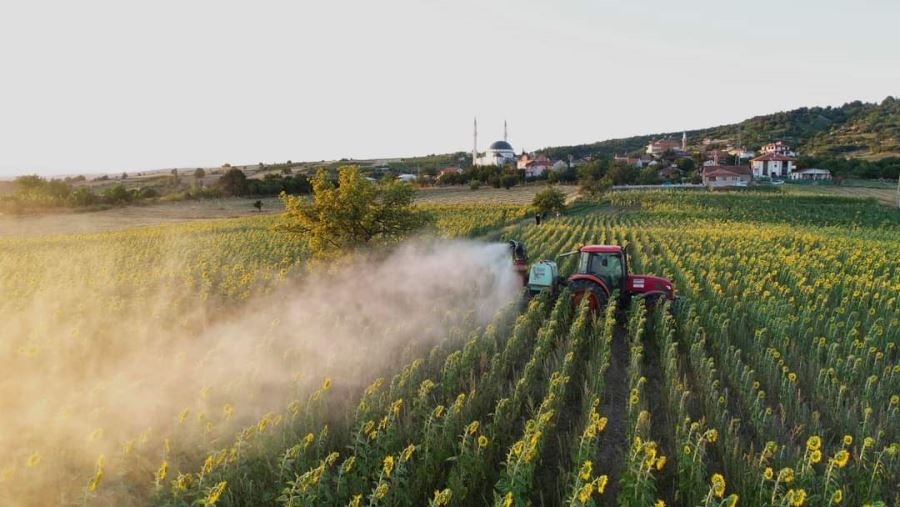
[101,184,134,204]
[72,187,98,207]
[500,174,519,189]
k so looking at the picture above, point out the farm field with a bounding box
[0,185,569,238]
[0,191,897,506]
[414,185,579,205]
[0,197,285,237]
[784,184,898,207]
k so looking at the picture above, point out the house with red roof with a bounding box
[702,165,752,187]
[646,138,681,156]
[517,153,553,177]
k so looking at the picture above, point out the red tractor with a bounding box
[517,242,676,311]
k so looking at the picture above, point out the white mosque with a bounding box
[472,118,516,166]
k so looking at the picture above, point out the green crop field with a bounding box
[0,191,897,507]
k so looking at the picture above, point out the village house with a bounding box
[517,153,550,170]
[726,146,755,160]
[760,141,796,157]
[751,153,795,179]
[614,154,651,167]
[646,138,681,156]
[702,165,752,187]
[438,166,462,177]
[515,152,554,178]
[790,168,832,181]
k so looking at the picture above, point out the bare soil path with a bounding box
[595,324,629,505]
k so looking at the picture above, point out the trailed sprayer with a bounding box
[510,241,677,311]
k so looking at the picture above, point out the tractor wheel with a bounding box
[642,293,662,311]
[569,279,609,313]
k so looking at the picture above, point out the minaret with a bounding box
[473,117,478,165]
[504,120,508,142]
[682,131,687,151]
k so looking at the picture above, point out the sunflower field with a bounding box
[0,191,897,506]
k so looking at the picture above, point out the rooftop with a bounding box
[752,153,795,162]
[704,165,752,176]
[581,245,624,254]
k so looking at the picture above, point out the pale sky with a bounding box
[1,0,898,176]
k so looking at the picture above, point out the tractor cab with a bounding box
[575,246,627,294]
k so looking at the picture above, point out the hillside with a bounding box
[542,96,900,161]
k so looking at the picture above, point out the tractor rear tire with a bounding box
[569,279,609,313]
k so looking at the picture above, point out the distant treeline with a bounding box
[0,169,311,213]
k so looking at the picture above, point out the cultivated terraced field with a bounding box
[0,191,897,506]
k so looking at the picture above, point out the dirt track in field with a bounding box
[595,324,628,505]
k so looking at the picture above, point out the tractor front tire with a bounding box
[569,279,609,313]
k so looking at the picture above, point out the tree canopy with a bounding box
[279,166,432,257]
[532,186,567,215]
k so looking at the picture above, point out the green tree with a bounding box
[279,166,432,257]
[637,166,661,185]
[576,159,607,182]
[676,157,695,172]
[218,168,248,196]
[194,168,206,180]
[607,162,637,185]
[579,175,613,197]
[532,186,567,215]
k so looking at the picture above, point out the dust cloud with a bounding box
[0,238,520,505]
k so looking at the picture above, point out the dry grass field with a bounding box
[0,197,284,237]
[784,184,898,206]
[0,185,577,238]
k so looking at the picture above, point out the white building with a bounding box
[398,174,418,183]
[790,168,832,181]
[751,153,795,179]
[473,118,517,167]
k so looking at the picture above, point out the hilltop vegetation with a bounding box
[543,97,900,171]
